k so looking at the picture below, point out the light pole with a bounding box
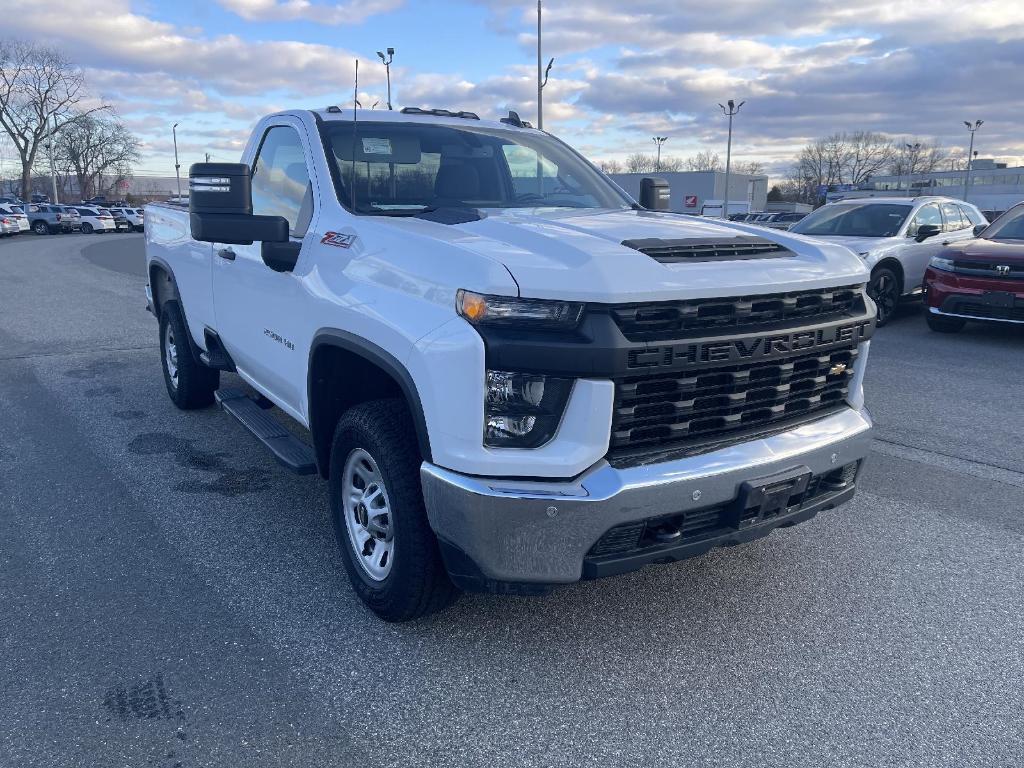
[652,136,667,172]
[376,48,394,110]
[903,142,919,194]
[963,120,982,202]
[536,1,553,130]
[46,114,59,203]
[718,99,744,218]
[172,122,181,199]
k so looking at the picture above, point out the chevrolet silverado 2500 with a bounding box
[145,107,876,621]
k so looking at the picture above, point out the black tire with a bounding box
[926,311,966,333]
[867,266,901,327]
[32,220,49,235]
[81,222,93,234]
[159,301,219,409]
[328,399,458,621]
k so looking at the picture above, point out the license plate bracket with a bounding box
[728,465,812,529]
[984,291,1016,308]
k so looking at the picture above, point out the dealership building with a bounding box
[825,159,1024,213]
[609,171,769,214]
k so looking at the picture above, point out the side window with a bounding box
[941,202,967,232]
[907,204,942,236]
[251,125,313,237]
[959,204,984,226]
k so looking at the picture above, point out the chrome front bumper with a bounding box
[420,407,873,589]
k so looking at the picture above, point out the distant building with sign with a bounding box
[609,171,768,214]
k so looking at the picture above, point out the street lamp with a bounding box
[904,142,919,194]
[376,48,395,110]
[536,1,554,130]
[652,136,667,172]
[718,99,744,218]
[172,122,181,199]
[963,119,983,202]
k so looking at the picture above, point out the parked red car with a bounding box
[923,202,1024,332]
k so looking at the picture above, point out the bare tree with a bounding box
[53,112,140,199]
[0,39,106,198]
[889,138,947,178]
[658,156,684,172]
[845,131,892,185]
[598,159,622,174]
[684,150,723,172]
[625,152,656,173]
[734,160,766,176]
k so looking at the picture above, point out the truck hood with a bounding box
[455,208,868,302]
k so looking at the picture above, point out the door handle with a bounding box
[217,247,236,261]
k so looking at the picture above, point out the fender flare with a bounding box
[308,328,433,464]
[148,257,205,364]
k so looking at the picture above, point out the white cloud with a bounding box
[216,0,404,25]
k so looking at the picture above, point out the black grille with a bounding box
[956,302,1024,322]
[954,261,1024,280]
[610,286,861,341]
[587,462,860,559]
[622,236,790,264]
[610,347,857,460]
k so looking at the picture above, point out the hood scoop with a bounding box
[621,235,792,264]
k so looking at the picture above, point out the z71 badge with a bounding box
[321,231,356,248]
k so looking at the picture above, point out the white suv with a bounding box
[791,196,987,325]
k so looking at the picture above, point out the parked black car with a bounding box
[109,208,132,232]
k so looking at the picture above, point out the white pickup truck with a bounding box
[145,107,875,621]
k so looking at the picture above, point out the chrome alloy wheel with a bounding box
[164,322,179,390]
[342,448,394,581]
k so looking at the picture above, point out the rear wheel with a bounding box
[868,266,901,327]
[329,399,458,622]
[926,312,967,333]
[159,301,219,409]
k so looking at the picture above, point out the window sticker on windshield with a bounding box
[361,138,392,155]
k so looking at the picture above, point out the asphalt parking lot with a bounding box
[2,232,1023,768]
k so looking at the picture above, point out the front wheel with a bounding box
[80,222,93,234]
[868,267,901,327]
[32,221,49,235]
[926,312,967,333]
[159,301,219,409]
[329,400,458,622]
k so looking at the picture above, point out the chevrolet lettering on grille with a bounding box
[627,319,874,369]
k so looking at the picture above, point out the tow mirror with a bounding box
[973,223,987,237]
[639,177,670,211]
[189,162,288,246]
[915,223,941,242]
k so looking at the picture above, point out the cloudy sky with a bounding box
[4,0,1022,179]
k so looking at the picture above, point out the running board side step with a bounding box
[215,389,317,475]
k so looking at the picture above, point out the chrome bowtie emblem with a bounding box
[995,265,1011,275]
[829,362,848,376]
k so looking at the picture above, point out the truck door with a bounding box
[211,120,316,419]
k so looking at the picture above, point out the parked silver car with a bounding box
[790,196,987,325]
[0,204,30,233]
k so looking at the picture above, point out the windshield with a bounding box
[983,205,1024,240]
[791,203,912,237]
[323,121,632,215]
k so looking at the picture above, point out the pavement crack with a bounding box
[0,345,155,362]
[872,436,1024,488]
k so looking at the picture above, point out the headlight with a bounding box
[484,370,572,448]
[929,256,956,272]
[457,290,584,331]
